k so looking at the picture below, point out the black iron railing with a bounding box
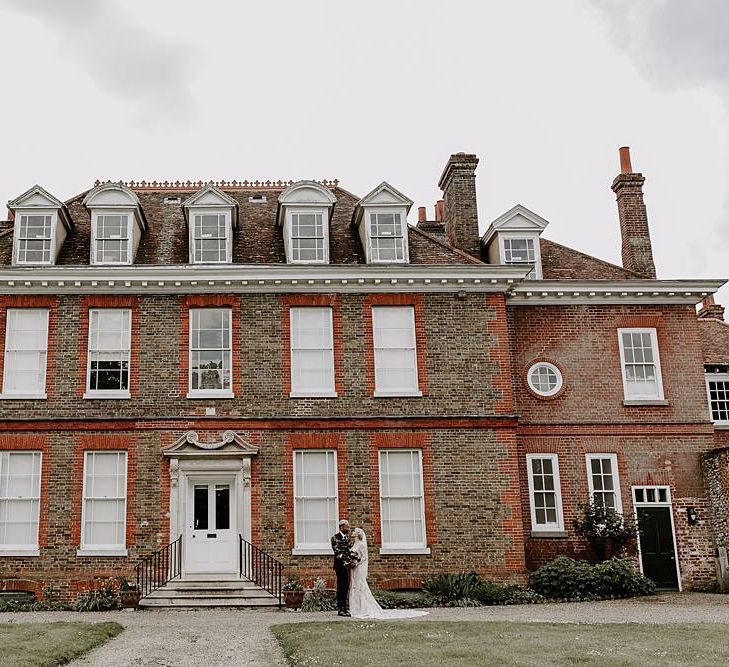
[239,535,283,607]
[136,535,182,598]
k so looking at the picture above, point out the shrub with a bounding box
[74,581,121,612]
[372,590,432,609]
[0,599,72,612]
[422,572,482,606]
[300,577,336,612]
[475,582,543,606]
[530,556,655,600]
[573,502,638,561]
[283,575,304,592]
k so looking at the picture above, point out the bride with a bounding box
[348,527,428,620]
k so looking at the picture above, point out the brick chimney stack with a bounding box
[611,147,656,279]
[698,295,725,321]
[438,153,481,259]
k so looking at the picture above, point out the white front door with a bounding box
[185,478,237,575]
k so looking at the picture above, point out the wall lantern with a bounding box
[686,507,698,525]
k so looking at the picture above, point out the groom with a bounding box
[331,519,352,616]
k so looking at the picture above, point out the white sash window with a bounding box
[0,452,42,554]
[379,449,427,551]
[289,212,327,263]
[188,308,233,397]
[2,309,49,398]
[618,328,664,400]
[80,451,127,554]
[372,306,420,396]
[290,307,335,397]
[367,212,406,263]
[586,453,622,512]
[86,309,131,397]
[192,213,230,264]
[293,450,338,552]
[16,215,53,265]
[93,214,130,264]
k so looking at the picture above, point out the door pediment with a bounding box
[163,430,259,458]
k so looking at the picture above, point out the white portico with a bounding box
[164,430,257,579]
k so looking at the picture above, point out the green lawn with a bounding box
[272,621,729,666]
[0,621,123,667]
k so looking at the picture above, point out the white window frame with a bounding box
[365,208,409,264]
[78,450,128,556]
[289,307,336,398]
[617,327,665,402]
[499,233,542,279]
[378,449,429,554]
[90,210,133,265]
[526,454,564,532]
[585,453,623,513]
[527,362,563,397]
[0,451,42,556]
[13,210,58,266]
[84,308,132,399]
[0,308,49,400]
[292,449,339,555]
[187,307,234,399]
[285,208,329,264]
[371,305,421,397]
[706,372,729,426]
[188,209,232,264]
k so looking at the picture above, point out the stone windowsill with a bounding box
[530,531,568,539]
[76,549,128,557]
[373,391,423,399]
[0,393,47,400]
[291,548,332,556]
[186,391,235,400]
[379,547,431,555]
[0,549,40,557]
[83,391,131,400]
[623,399,670,407]
[289,392,338,399]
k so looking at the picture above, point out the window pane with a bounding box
[0,452,41,548]
[379,450,425,547]
[293,451,337,548]
[194,485,208,530]
[193,214,228,263]
[372,307,418,393]
[82,452,126,548]
[3,309,48,394]
[189,308,232,391]
[369,213,405,262]
[215,485,230,530]
[290,308,334,394]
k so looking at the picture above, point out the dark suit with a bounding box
[331,531,352,612]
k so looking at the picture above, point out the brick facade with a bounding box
[0,150,724,600]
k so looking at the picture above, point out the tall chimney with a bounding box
[611,146,656,279]
[417,206,427,223]
[437,153,480,258]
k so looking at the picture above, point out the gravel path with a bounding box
[1,592,729,666]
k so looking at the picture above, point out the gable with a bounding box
[8,184,65,210]
[357,182,413,208]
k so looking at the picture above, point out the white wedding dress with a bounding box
[348,531,428,620]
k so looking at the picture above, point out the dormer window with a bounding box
[278,181,336,265]
[482,205,548,280]
[8,185,73,266]
[17,214,53,265]
[353,182,413,265]
[93,214,131,264]
[191,212,230,263]
[84,183,146,266]
[183,185,238,265]
[367,211,406,263]
[501,235,538,279]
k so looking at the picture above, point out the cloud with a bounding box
[587,0,729,103]
[2,0,197,124]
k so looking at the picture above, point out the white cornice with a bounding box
[508,279,726,305]
[0,264,529,295]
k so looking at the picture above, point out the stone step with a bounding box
[164,580,260,591]
[146,588,274,599]
[139,596,280,608]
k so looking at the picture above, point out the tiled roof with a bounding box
[699,318,729,365]
[540,238,640,280]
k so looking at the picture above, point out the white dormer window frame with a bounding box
[498,232,542,280]
[364,207,409,265]
[285,208,330,264]
[13,209,59,266]
[188,208,233,265]
[91,209,133,266]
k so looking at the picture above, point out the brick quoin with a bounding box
[363,294,428,396]
[280,294,345,397]
[76,296,140,397]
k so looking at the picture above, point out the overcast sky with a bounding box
[1,0,727,298]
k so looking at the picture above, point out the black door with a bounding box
[637,506,679,589]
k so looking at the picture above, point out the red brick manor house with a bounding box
[0,149,724,605]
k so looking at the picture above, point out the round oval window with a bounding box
[527,362,563,397]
